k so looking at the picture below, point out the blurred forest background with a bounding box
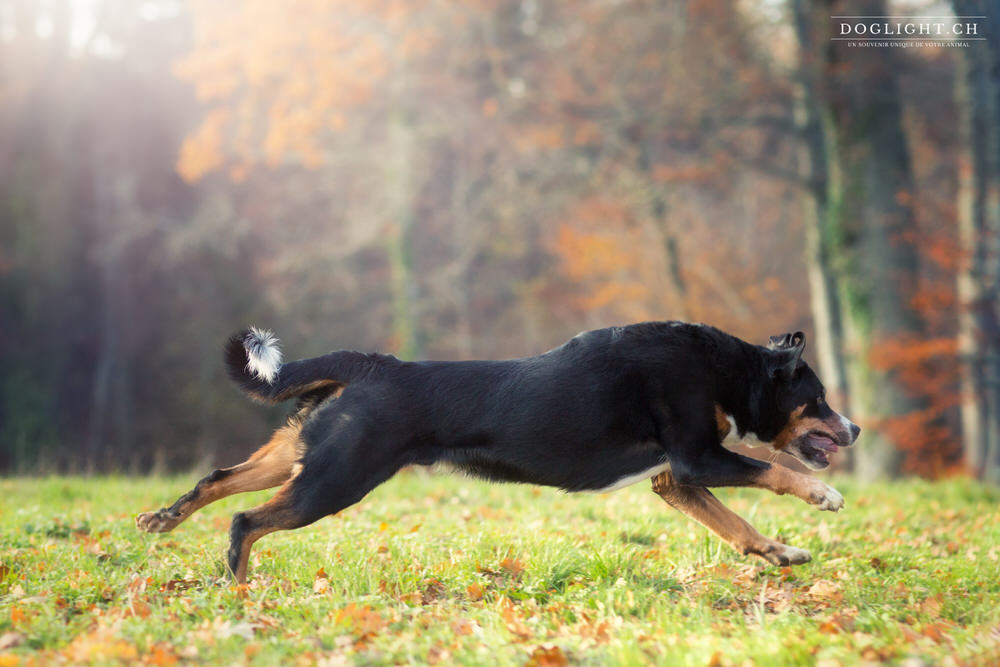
[1,0,998,482]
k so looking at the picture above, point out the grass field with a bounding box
[1,473,999,666]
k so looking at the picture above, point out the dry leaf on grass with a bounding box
[525,645,568,667]
[806,579,842,601]
[313,568,330,594]
[64,621,138,663]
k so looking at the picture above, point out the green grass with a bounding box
[2,473,999,665]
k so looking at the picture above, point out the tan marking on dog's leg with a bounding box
[135,423,302,533]
[228,486,305,584]
[714,404,732,440]
[651,470,811,566]
[750,464,844,511]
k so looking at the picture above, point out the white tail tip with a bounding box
[244,327,282,384]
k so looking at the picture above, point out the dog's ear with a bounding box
[766,331,805,379]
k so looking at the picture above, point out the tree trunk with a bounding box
[636,140,689,319]
[792,0,851,431]
[954,0,1000,482]
[821,0,927,479]
[954,28,990,478]
[983,2,1000,486]
[385,66,422,361]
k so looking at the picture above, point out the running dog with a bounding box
[136,322,859,583]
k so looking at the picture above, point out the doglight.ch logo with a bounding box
[832,15,987,48]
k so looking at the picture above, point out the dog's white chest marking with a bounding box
[720,414,771,452]
[588,461,671,494]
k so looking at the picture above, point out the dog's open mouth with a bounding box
[803,431,839,466]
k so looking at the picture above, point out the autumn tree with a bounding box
[512,1,814,341]
[176,0,540,360]
[953,0,1000,482]
[788,1,982,478]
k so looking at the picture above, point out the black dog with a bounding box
[137,322,859,583]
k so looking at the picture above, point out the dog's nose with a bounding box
[849,422,861,443]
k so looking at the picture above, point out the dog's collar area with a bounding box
[720,414,770,451]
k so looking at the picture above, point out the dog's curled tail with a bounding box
[225,327,372,404]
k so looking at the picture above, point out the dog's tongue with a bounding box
[807,434,839,453]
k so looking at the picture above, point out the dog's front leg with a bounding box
[651,469,811,566]
[671,449,844,513]
[748,462,844,512]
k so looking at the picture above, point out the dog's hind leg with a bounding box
[226,483,313,584]
[135,422,303,534]
[651,470,811,567]
[226,416,409,583]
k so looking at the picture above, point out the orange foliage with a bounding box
[176,108,230,183]
[175,0,435,179]
[868,336,958,373]
[652,162,719,184]
[868,336,963,476]
[550,225,649,313]
[881,409,961,477]
[515,125,565,152]
[553,225,633,281]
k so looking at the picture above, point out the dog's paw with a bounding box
[778,545,812,565]
[135,509,178,533]
[810,482,844,512]
[759,544,812,566]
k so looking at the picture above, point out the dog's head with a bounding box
[764,332,860,469]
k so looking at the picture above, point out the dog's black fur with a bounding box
[231,322,829,490]
[138,321,859,582]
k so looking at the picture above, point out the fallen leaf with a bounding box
[466,583,485,601]
[920,595,943,617]
[64,622,138,662]
[422,579,446,603]
[525,645,568,667]
[398,591,422,605]
[334,604,386,639]
[818,610,856,635]
[244,643,261,660]
[500,557,525,578]
[314,569,330,595]
[127,575,151,594]
[921,621,951,643]
[575,618,616,644]
[498,599,531,639]
[144,645,178,666]
[427,645,451,664]
[160,579,199,594]
[807,580,841,600]
[452,619,478,636]
[900,624,923,643]
[125,599,151,619]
